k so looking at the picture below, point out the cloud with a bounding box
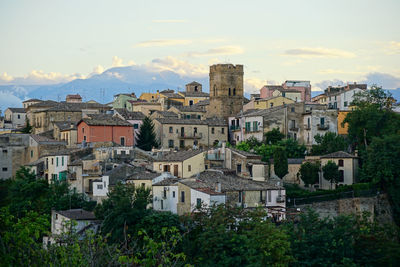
[152,19,186,23]
[186,46,244,57]
[147,56,208,77]
[0,72,14,83]
[0,70,86,85]
[135,39,192,47]
[317,69,364,75]
[112,56,124,67]
[384,41,400,55]
[283,47,356,58]
[244,78,267,93]
[361,72,400,89]
[91,65,105,75]
[314,79,346,91]
[0,89,27,110]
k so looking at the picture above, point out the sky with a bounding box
[1,0,400,92]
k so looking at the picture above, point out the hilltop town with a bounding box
[1,63,400,265]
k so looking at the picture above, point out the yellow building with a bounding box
[254,96,294,109]
[338,110,350,135]
[139,92,158,102]
[153,150,205,178]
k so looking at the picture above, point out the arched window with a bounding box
[233,88,236,96]
[229,88,231,96]
[194,86,198,92]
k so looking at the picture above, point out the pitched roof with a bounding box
[30,134,66,145]
[160,92,184,99]
[229,147,262,159]
[126,169,160,180]
[153,178,180,186]
[264,85,284,90]
[104,164,139,186]
[152,111,179,118]
[178,91,209,97]
[205,117,227,126]
[114,108,145,120]
[320,151,357,159]
[173,105,206,113]
[66,94,82,99]
[186,81,201,85]
[193,99,209,107]
[7,108,26,113]
[46,102,108,112]
[56,209,96,220]
[80,114,132,126]
[154,150,203,162]
[54,121,78,131]
[22,98,42,103]
[154,117,226,126]
[180,169,282,193]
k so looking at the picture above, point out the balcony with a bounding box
[289,125,299,131]
[205,153,225,161]
[178,132,203,139]
[304,124,311,130]
[245,127,261,133]
[230,125,241,131]
[317,124,329,130]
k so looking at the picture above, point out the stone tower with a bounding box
[206,64,244,119]
[185,81,202,93]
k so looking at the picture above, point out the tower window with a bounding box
[233,88,236,96]
[229,88,231,96]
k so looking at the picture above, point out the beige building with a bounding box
[168,105,206,119]
[153,117,227,150]
[53,121,78,147]
[23,99,43,109]
[177,81,209,106]
[130,101,162,116]
[153,150,205,178]
[253,96,295,109]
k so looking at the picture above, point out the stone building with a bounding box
[206,64,245,119]
[0,133,30,179]
[178,81,209,106]
[66,94,83,103]
[168,105,206,120]
[302,109,338,145]
[3,108,26,129]
[23,99,43,109]
[153,150,205,178]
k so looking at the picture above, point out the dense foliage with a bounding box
[136,116,159,151]
[299,161,320,186]
[322,161,340,188]
[311,132,348,155]
[273,147,288,179]
[264,127,285,144]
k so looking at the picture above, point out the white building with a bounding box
[302,109,338,145]
[152,178,179,214]
[44,152,70,183]
[3,108,26,129]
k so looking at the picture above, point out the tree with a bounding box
[322,161,339,189]
[20,118,33,133]
[264,128,284,145]
[273,147,288,179]
[343,86,400,150]
[136,116,159,151]
[279,139,307,158]
[299,161,320,187]
[311,132,348,156]
[95,183,152,243]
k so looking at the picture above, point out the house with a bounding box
[177,81,209,106]
[0,133,30,179]
[225,147,263,179]
[302,109,338,145]
[319,151,359,189]
[77,114,134,146]
[53,121,78,147]
[153,117,227,150]
[269,158,304,184]
[113,108,145,142]
[324,82,367,110]
[260,80,311,102]
[112,93,137,109]
[68,156,103,195]
[157,90,185,109]
[177,169,286,221]
[150,110,179,120]
[22,98,43,109]
[25,158,45,178]
[66,94,82,103]
[168,105,206,119]
[3,108,26,129]
[129,101,162,116]
[43,209,99,246]
[153,150,205,178]
[43,150,71,183]
[139,92,159,102]
[253,96,295,109]
[152,178,179,213]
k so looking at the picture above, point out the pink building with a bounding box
[77,114,134,146]
[260,80,311,102]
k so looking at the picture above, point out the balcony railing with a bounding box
[230,125,241,131]
[317,124,329,130]
[205,154,225,161]
[178,132,203,139]
[304,124,311,130]
[289,126,299,131]
[245,127,260,133]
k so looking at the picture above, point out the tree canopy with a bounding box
[322,161,340,188]
[273,147,288,179]
[135,116,159,151]
[299,161,320,186]
[311,132,348,155]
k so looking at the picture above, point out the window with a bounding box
[339,170,344,182]
[196,198,202,208]
[120,137,125,146]
[134,124,139,129]
[104,181,106,187]
[189,100,194,106]
[268,190,271,202]
[31,150,33,158]
[229,88,231,96]
[56,157,59,167]
[270,103,273,107]
[173,191,175,198]
[2,149,7,153]
[181,191,185,202]
[221,128,224,134]
[194,86,198,92]
[82,127,85,133]
[168,140,174,148]
[344,101,348,107]
[237,164,242,173]
[238,191,243,203]
[260,191,263,202]
[159,164,162,170]
[253,121,258,131]
[211,128,215,134]
[161,200,164,209]
[83,136,86,141]
[197,115,201,119]
[2,167,7,172]
[339,159,344,167]
[320,117,325,125]
[188,165,191,172]
[62,156,64,166]
[180,140,185,148]
[245,122,251,132]
[169,127,173,133]
[163,189,167,198]
[17,114,20,119]
[291,107,295,112]
[233,88,236,96]
[97,184,103,190]
[51,158,54,165]
[141,183,145,187]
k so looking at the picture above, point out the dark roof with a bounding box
[114,108,145,120]
[269,158,304,164]
[153,111,179,118]
[155,117,226,126]
[22,98,42,103]
[173,105,206,113]
[186,81,201,85]
[264,85,284,90]
[126,169,160,180]
[178,91,209,97]
[160,92,184,99]
[30,134,66,145]
[320,151,357,159]
[206,117,227,126]
[56,209,96,220]
[54,121,78,131]
[130,101,161,106]
[7,108,26,113]
[66,94,82,99]
[153,178,180,186]
[155,150,203,162]
[104,164,140,186]
[46,102,108,112]
[80,114,132,126]
[180,169,282,193]
[29,100,58,108]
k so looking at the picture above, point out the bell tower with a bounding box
[206,64,244,119]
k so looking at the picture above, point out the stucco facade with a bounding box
[153,151,205,178]
[77,121,134,146]
[254,96,294,109]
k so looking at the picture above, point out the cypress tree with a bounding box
[136,116,159,151]
[273,147,288,179]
